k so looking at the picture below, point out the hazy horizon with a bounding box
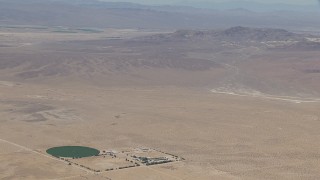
[96,0,320,12]
[98,0,317,6]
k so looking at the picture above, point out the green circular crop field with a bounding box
[46,146,100,158]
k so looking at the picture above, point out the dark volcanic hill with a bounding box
[138,26,306,43]
[216,26,302,41]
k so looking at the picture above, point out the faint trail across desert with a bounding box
[0,138,93,174]
[210,89,320,103]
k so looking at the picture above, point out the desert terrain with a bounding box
[0,25,320,180]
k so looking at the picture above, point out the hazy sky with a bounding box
[99,0,317,5]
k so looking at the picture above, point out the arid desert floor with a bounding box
[1,28,320,180]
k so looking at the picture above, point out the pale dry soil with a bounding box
[1,82,320,180]
[72,155,134,171]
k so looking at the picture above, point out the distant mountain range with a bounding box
[0,0,319,30]
[4,0,317,12]
[174,1,318,12]
[1,26,320,96]
[140,26,305,42]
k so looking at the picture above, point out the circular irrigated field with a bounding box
[46,146,100,158]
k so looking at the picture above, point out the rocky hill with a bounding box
[138,26,306,42]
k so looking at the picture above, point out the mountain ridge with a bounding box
[138,26,306,42]
[0,0,319,30]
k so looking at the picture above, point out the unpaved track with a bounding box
[210,89,320,103]
[0,138,93,174]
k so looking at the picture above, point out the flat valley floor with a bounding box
[1,82,320,179]
[1,28,320,179]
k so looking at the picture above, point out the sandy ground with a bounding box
[1,28,320,179]
[1,81,320,179]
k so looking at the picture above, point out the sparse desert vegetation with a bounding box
[1,1,320,179]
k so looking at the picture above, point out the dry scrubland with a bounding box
[0,28,320,179]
